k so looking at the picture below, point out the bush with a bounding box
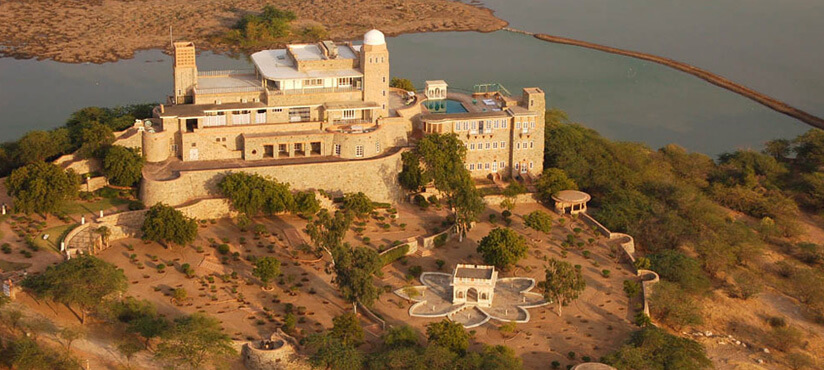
[413,194,428,208]
[623,280,641,297]
[434,233,448,248]
[649,281,702,329]
[524,211,553,233]
[380,244,409,266]
[389,78,415,92]
[128,200,145,210]
[217,244,230,255]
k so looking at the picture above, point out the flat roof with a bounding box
[552,190,591,203]
[421,110,509,122]
[251,45,361,80]
[197,74,261,90]
[324,101,379,110]
[426,80,448,85]
[455,266,494,279]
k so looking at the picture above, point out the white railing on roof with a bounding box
[268,86,362,96]
[198,69,255,77]
[194,86,264,95]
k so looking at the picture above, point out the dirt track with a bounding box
[0,0,506,63]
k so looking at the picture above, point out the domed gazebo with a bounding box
[552,190,591,215]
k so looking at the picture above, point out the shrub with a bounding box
[524,211,553,233]
[623,280,641,297]
[128,200,145,210]
[380,244,409,266]
[217,244,230,255]
[434,233,448,248]
[408,265,423,278]
[601,269,611,278]
[435,259,446,270]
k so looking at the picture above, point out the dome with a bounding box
[363,29,386,46]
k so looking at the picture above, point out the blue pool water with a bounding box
[423,99,469,114]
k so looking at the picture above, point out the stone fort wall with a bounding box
[140,148,406,207]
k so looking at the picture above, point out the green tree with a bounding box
[155,313,236,368]
[524,210,553,233]
[793,129,824,171]
[543,258,586,317]
[342,192,374,218]
[6,161,78,214]
[331,312,364,346]
[415,133,484,239]
[426,319,469,354]
[22,255,127,324]
[76,122,115,159]
[58,326,86,355]
[305,333,364,370]
[649,281,703,329]
[398,151,429,192]
[476,228,528,270]
[306,209,352,265]
[381,325,419,348]
[535,168,577,203]
[332,245,381,307]
[141,203,198,248]
[16,130,69,164]
[390,78,415,92]
[0,337,81,369]
[648,250,710,294]
[103,146,144,187]
[603,326,711,370]
[218,172,295,216]
[294,191,321,216]
[480,344,523,370]
[252,257,281,289]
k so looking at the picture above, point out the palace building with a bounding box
[134,29,545,206]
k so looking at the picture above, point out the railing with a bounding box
[331,119,372,125]
[194,86,264,95]
[197,69,255,77]
[268,86,362,96]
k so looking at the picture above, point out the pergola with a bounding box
[552,190,591,215]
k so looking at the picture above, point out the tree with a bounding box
[305,333,364,370]
[524,211,553,233]
[306,209,353,265]
[793,129,824,171]
[58,326,86,354]
[426,319,469,354]
[6,161,78,214]
[218,172,295,216]
[16,130,69,164]
[603,326,711,370]
[141,203,198,248]
[22,255,127,324]
[342,192,374,219]
[543,258,586,317]
[252,257,281,289]
[649,281,703,329]
[294,191,321,216]
[76,122,115,159]
[0,337,81,369]
[172,288,188,304]
[476,228,528,270]
[535,168,577,203]
[398,151,429,192]
[480,344,523,370]
[155,313,236,368]
[648,250,710,294]
[390,77,415,92]
[331,312,364,346]
[103,146,144,187]
[381,325,419,348]
[130,315,170,349]
[332,245,381,307]
[414,133,484,239]
[116,337,144,370]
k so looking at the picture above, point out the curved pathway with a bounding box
[503,28,824,130]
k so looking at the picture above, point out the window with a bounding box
[492,162,498,171]
[516,122,521,129]
[515,163,519,170]
[530,141,534,149]
[469,163,475,170]
[485,142,491,150]
[381,57,385,63]
[454,122,460,131]
[485,163,490,170]
[191,143,196,147]
[343,109,356,119]
[470,143,476,150]
[355,145,364,157]
[382,90,386,96]
[375,142,381,153]
[493,142,498,149]
[531,121,536,129]
[463,122,468,130]
[501,141,506,149]
[303,78,323,87]
[271,108,283,112]
[334,144,341,155]
[477,162,482,169]
[471,121,477,130]
[516,142,521,149]
[502,121,508,129]
[494,120,499,129]
[338,77,353,86]
[382,76,386,83]
[500,161,505,168]
[529,161,534,169]
[215,138,220,142]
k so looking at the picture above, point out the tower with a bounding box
[360,30,390,118]
[173,42,197,104]
[522,87,546,177]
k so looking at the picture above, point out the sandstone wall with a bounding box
[84,176,109,192]
[141,148,406,207]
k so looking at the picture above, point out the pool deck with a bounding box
[448,91,505,113]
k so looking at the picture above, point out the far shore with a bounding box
[0,0,506,64]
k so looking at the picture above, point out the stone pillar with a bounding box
[60,242,65,252]
[1,204,5,215]
[81,216,85,225]
[99,210,104,218]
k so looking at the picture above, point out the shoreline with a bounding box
[0,0,506,64]
[500,28,824,130]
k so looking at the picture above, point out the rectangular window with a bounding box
[530,141,534,149]
[469,163,475,171]
[529,161,534,169]
[342,109,356,119]
[494,120,499,129]
[485,142,491,150]
[471,121,477,130]
[531,121,536,129]
[500,161,505,168]
[516,143,521,149]
[493,142,498,149]
[454,122,460,131]
[477,162,482,169]
[334,144,341,155]
[304,78,323,87]
[492,162,498,171]
[338,77,353,86]
[375,142,381,153]
[355,145,364,157]
[463,122,468,130]
[470,143,476,150]
[516,122,521,129]
[271,108,283,112]
[515,163,519,170]
[485,163,490,170]
[501,141,506,149]
[502,121,508,129]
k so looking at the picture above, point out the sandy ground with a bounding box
[0,0,506,63]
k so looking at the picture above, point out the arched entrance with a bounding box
[467,288,478,303]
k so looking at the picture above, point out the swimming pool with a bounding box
[423,99,469,114]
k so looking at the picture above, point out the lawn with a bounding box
[60,197,129,216]
[35,223,78,252]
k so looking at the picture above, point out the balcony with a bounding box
[268,86,362,96]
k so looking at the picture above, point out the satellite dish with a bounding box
[144,119,153,128]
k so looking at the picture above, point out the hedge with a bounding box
[380,244,410,266]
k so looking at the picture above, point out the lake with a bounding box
[0,0,819,155]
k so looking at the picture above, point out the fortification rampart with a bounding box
[140,148,406,207]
